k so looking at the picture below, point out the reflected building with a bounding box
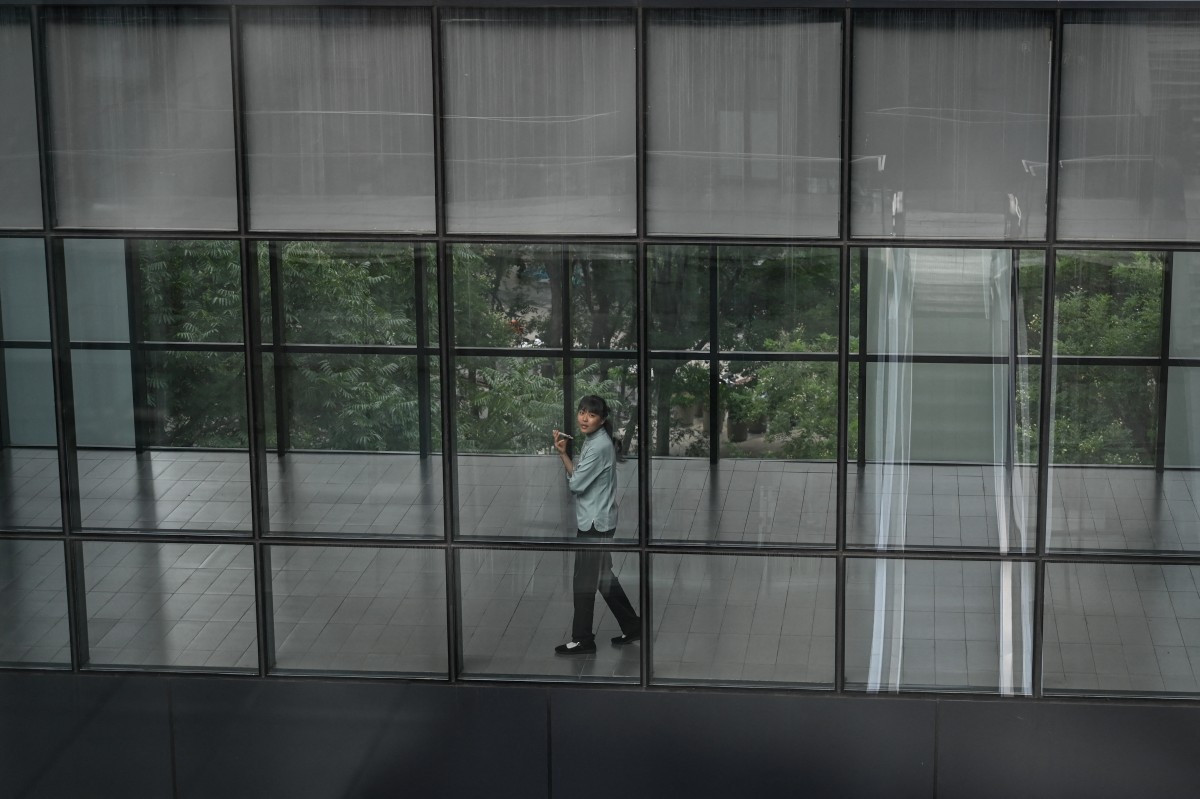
[3,3,1200,795]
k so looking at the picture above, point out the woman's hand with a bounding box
[552,430,569,455]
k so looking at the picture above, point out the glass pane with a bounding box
[851,11,1051,239]
[1018,251,1046,357]
[1045,563,1200,695]
[1058,13,1200,241]
[271,241,430,346]
[65,239,129,343]
[442,9,635,234]
[0,9,41,228]
[138,240,242,344]
[721,360,839,462]
[1170,252,1200,357]
[0,420,62,530]
[1051,365,1158,466]
[458,547,640,682]
[865,248,1013,357]
[0,540,70,666]
[570,247,636,350]
[649,358,710,460]
[83,541,256,670]
[266,354,442,538]
[646,10,840,236]
[145,351,247,448]
[845,558,1034,694]
[46,8,236,230]
[242,8,435,233]
[0,239,49,341]
[452,244,565,348]
[455,358,637,543]
[854,363,1038,552]
[573,357,638,455]
[1166,367,1200,469]
[1054,251,1164,358]
[71,349,135,447]
[270,545,447,675]
[649,246,710,352]
[4,349,57,448]
[651,554,834,686]
[717,247,840,353]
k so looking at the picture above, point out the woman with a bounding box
[552,395,641,655]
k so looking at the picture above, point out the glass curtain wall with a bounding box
[4,5,1200,700]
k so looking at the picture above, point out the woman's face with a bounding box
[577,408,604,435]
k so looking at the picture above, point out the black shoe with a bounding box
[611,632,641,646]
[555,640,597,655]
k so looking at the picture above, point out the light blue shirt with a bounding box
[567,429,618,532]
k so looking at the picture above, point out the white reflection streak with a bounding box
[869,249,912,692]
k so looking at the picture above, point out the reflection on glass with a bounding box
[717,248,839,353]
[854,249,1037,552]
[453,244,635,350]
[845,558,1034,694]
[1054,251,1164,358]
[458,548,640,681]
[1059,13,1200,241]
[852,10,1051,239]
[1045,563,1200,695]
[270,546,447,675]
[83,541,256,670]
[242,8,435,232]
[1171,253,1200,357]
[866,248,1014,357]
[649,247,710,353]
[0,9,41,228]
[269,242,433,346]
[139,240,243,344]
[1051,366,1158,467]
[570,248,636,350]
[45,7,236,230]
[0,540,69,666]
[4,349,57,448]
[651,554,834,686]
[646,10,841,236]
[442,9,635,234]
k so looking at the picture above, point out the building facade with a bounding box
[3,2,1200,796]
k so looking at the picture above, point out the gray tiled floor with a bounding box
[458,547,642,681]
[0,538,70,665]
[1047,467,1200,552]
[83,541,258,670]
[271,544,447,675]
[848,464,1039,551]
[651,459,836,545]
[650,553,835,686]
[1044,562,1200,695]
[0,448,62,530]
[845,559,1035,693]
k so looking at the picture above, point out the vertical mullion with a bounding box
[414,244,433,457]
[708,244,719,465]
[1155,251,1173,471]
[1032,8,1065,700]
[267,240,289,455]
[125,240,149,452]
[835,7,853,694]
[431,7,461,684]
[562,244,575,439]
[636,7,651,688]
[232,6,274,677]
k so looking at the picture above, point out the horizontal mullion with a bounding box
[650,350,838,362]
[72,341,244,352]
[270,343,424,356]
[1051,355,1163,367]
[0,340,52,349]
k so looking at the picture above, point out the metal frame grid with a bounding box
[0,3,1198,703]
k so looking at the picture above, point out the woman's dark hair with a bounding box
[577,394,623,460]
